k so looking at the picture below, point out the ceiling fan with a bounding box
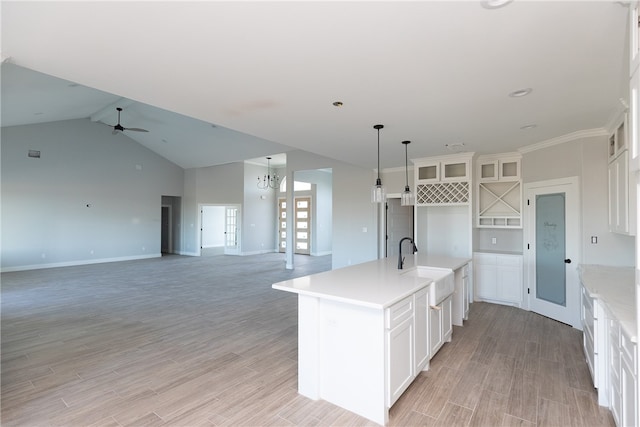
[105,107,149,134]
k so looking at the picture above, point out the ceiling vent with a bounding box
[28,150,41,158]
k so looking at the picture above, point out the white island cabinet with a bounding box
[272,255,469,426]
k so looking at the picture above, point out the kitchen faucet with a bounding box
[398,237,418,269]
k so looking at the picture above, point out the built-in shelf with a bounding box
[476,154,522,229]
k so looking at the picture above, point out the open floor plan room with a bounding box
[1,254,612,426]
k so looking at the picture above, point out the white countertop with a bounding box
[578,264,636,343]
[272,254,471,309]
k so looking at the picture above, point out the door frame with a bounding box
[197,203,241,256]
[523,176,581,329]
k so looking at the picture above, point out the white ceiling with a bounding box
[0,1,631,170]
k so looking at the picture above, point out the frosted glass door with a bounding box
[535,193,566,306]
[525,177,580,328]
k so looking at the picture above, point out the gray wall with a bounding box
[285,150,377,269]
[522,135,635,267]
[181,162,244,255]
[294,168,333,256]
[1,119,184,271]
[243,162,277,255]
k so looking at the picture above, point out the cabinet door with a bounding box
[496,265,522,304]
[414,288,429,373]
[387,316,414,406]
[416,163,439,183]
[441,161,468,181]
[621,355,638,427]
[609,159,619,232]
[429,305,442,359]
[475,264,497,300]
[609,152,631,234]
[479,161,498,181]
[499,159,520,180]
[442,296,452,342]
[462,275,469,319]
[631,1,640,76]
[631,68,640,172]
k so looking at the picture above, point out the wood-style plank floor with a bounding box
[1,253,614,426]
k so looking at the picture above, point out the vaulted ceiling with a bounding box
[1,1,630,170]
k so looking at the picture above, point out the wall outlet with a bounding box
[591,236,598,244]
[491,237,497,245]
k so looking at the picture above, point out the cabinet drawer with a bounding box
[620,329,637,376]
[496,255,521,267]
[386,296,414,330]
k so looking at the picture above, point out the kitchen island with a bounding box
[272,254,470,426]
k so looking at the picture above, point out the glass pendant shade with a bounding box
[371,179,386,203]
[371,124,385,203]
[401,185,414,206]
[400,140,414,206]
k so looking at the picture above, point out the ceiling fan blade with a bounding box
[123,127,149,133]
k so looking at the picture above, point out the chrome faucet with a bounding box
[398,237,418,269]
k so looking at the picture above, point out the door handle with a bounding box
[564,259,572,264]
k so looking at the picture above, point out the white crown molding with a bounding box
[518,128,608,154]
[382,165,414,174]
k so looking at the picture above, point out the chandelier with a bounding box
[257,157,280,190]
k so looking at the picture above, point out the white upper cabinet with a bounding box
[609,116,628,162]
[415,158,470,184]
[629,2,640,172]
[630,66,640,172]
[476,154,522,228]
[478,157,520,182]
[630,1,640,76]
[413,153,474,206]
[608,115,637,236]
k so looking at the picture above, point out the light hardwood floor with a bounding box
[1,254,614,426]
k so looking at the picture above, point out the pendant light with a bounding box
[401,140,414,206]
[371,124,385,203]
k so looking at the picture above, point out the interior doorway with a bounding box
[199,204,241,256]
[524,177,581,328]
[161,205,172,254]
[385,198,414,258]
[161,195,181,255]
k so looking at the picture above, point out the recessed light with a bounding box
[509,88,532,98]
[332,101,343,107]
[520,124,537,130]
[481,0,514,9]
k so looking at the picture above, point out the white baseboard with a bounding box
[240,249,278,256]
[1,254,161,273]
[310,251,332,256]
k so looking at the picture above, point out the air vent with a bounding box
[28,150,41,159]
